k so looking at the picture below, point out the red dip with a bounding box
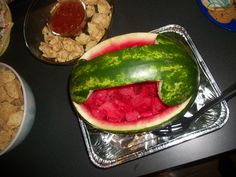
[49,0,86,37]
[83,82,169,123]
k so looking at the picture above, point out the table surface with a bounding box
[1,0,236,177]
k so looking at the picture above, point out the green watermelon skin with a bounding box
[70,33,199,106]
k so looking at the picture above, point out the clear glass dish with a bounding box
[23,0,113,65]
[75,24,229,168]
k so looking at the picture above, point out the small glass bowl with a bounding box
[47,0,87,38]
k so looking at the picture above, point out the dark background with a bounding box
[0,0,236,177]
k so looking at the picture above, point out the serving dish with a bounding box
[23,0,113,65]
[74,24,229,168]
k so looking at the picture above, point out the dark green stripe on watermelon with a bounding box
[70,33,199,106]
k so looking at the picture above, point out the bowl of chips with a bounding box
[0,62,36,155]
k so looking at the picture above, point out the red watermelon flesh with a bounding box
[83,82,169,123]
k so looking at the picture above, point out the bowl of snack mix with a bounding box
[0,62,36,155]
[23,0,113,65]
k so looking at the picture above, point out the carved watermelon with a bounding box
[69,32,199,133]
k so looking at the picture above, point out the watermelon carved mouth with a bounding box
[73,81,192,133]
[83,81,167,123]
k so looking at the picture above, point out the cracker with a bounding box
[7,110,23,129]
[0,130,13,151]
[4,78,22,99]
[0,86,13,102]
[0,102,18,122]
[0,68,15,86]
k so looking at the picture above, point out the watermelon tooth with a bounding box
[119,86,135,97]
[140,111,153,118]
[151,97,167,114]
[138,82,157,97]
[99,102,125,122]
[107,114,125,123]
[133,84,142,95]
[95,90,108,101]
[113,99,131,113]
[125,111,140,122]
[121,95,132,103]
[107,89,122,101]
[132,96,152,113]
[84,92,95,106]
[91,109,106,120]
[91,90,108,106]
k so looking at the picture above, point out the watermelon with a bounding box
[69,32,199,133]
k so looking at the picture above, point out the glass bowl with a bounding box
[23,0,114,65]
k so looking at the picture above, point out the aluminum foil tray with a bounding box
[77,24,230,168]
